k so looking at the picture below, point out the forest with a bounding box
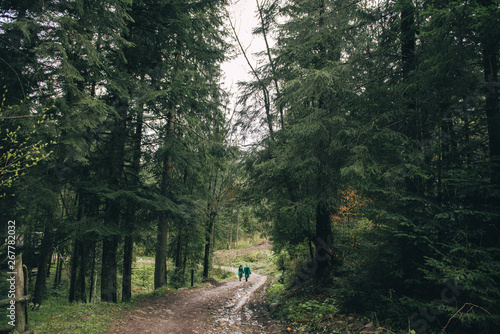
[0,0,499,333]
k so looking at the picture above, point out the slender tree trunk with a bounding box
[154,213,169,289]
[173,228,184,285]
[182,247,187,277]
[88,242,96,303]
[481,23,500,189]
[122,104,144,301]
[101,97,128,302]
[308,239,315,262]
[46,256,52,278]
[33,225,53,306]
[100,205,120,303]
[53,252,62,288]
[256,0,284,129]
[175,229,183,269]
[229,219,233,250]
[203,213,216,278]
[76,241,86,303]
[122,234,133,302]
[101,200,120,303]
[236,207,240,245]
[400,0,416,81]
[263,88,275,141]
[228,15,275,140]
[101,233,118,302]
[57,255,62,287]
[69,240,80,302]
[155,110,175,289]
[314,201,334,278]
[479,10,500,249]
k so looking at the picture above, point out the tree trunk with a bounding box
[32,226,53,306]
[53,252,62,288]
[88,242,96,303]
[69,239,80,302]
[154,110,175,289]
[101,97,128,302]
[256,0,284,130]
[56,255,62,287]
[122,234,133,302]
[154,213,169,289]
[122,104,144,301]
[101,200,120,302]
[236,207,240,245]
[229,219,233,250]
[203,213,216,278]
[400,0,416,81]
[481,23,500,190]
[314,201,334,278]
[77,242,86,303]
[175,229,183,269]
[101,234,118,303]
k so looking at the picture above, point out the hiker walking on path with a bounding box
[243,264,251,282]
[237,265,244,281]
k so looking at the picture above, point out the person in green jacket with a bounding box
[243,264,251,282]
[237,265,244,281]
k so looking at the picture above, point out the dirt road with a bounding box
[107,267,284,334]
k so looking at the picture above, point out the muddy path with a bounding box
[107,267,285,334]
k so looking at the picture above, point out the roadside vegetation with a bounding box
[23,248,236,333]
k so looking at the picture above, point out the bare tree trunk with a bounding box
[69,239,86,303]
[203,213,216,278]
[122,104,144,301]
[88,242,96,303]
[229,218,233,250]
[101,233,118,303]
[33,225,53,306]
[400,0,416,81]
[154,213,169,289]
[256,0,284,129]
[77,242,86,303]
[53,252,61,288]
[228,16,275,141]
[154,111,175,290]
[101,201,120,303]
[101,97,128,303]
[314,201,334,279]
[122,234,133,302]
[175,229,183,269]
[481,13,500,191]
[236,207,240,245]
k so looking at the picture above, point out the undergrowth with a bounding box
[29,298,131,334]
[27,255,234,333]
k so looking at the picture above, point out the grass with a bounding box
[29,298,131,334]
[27,257,233,333]
[27,239,271,333]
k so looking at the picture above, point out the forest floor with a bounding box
[106,242,287,334]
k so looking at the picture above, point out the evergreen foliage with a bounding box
[0,0,236,309]
[1,0,499,332]
[239,0,500,332]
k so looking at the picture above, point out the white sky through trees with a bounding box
[221,0,271,146]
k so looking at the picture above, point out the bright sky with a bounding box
[221,0,267,111]
[221,0,271,146]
